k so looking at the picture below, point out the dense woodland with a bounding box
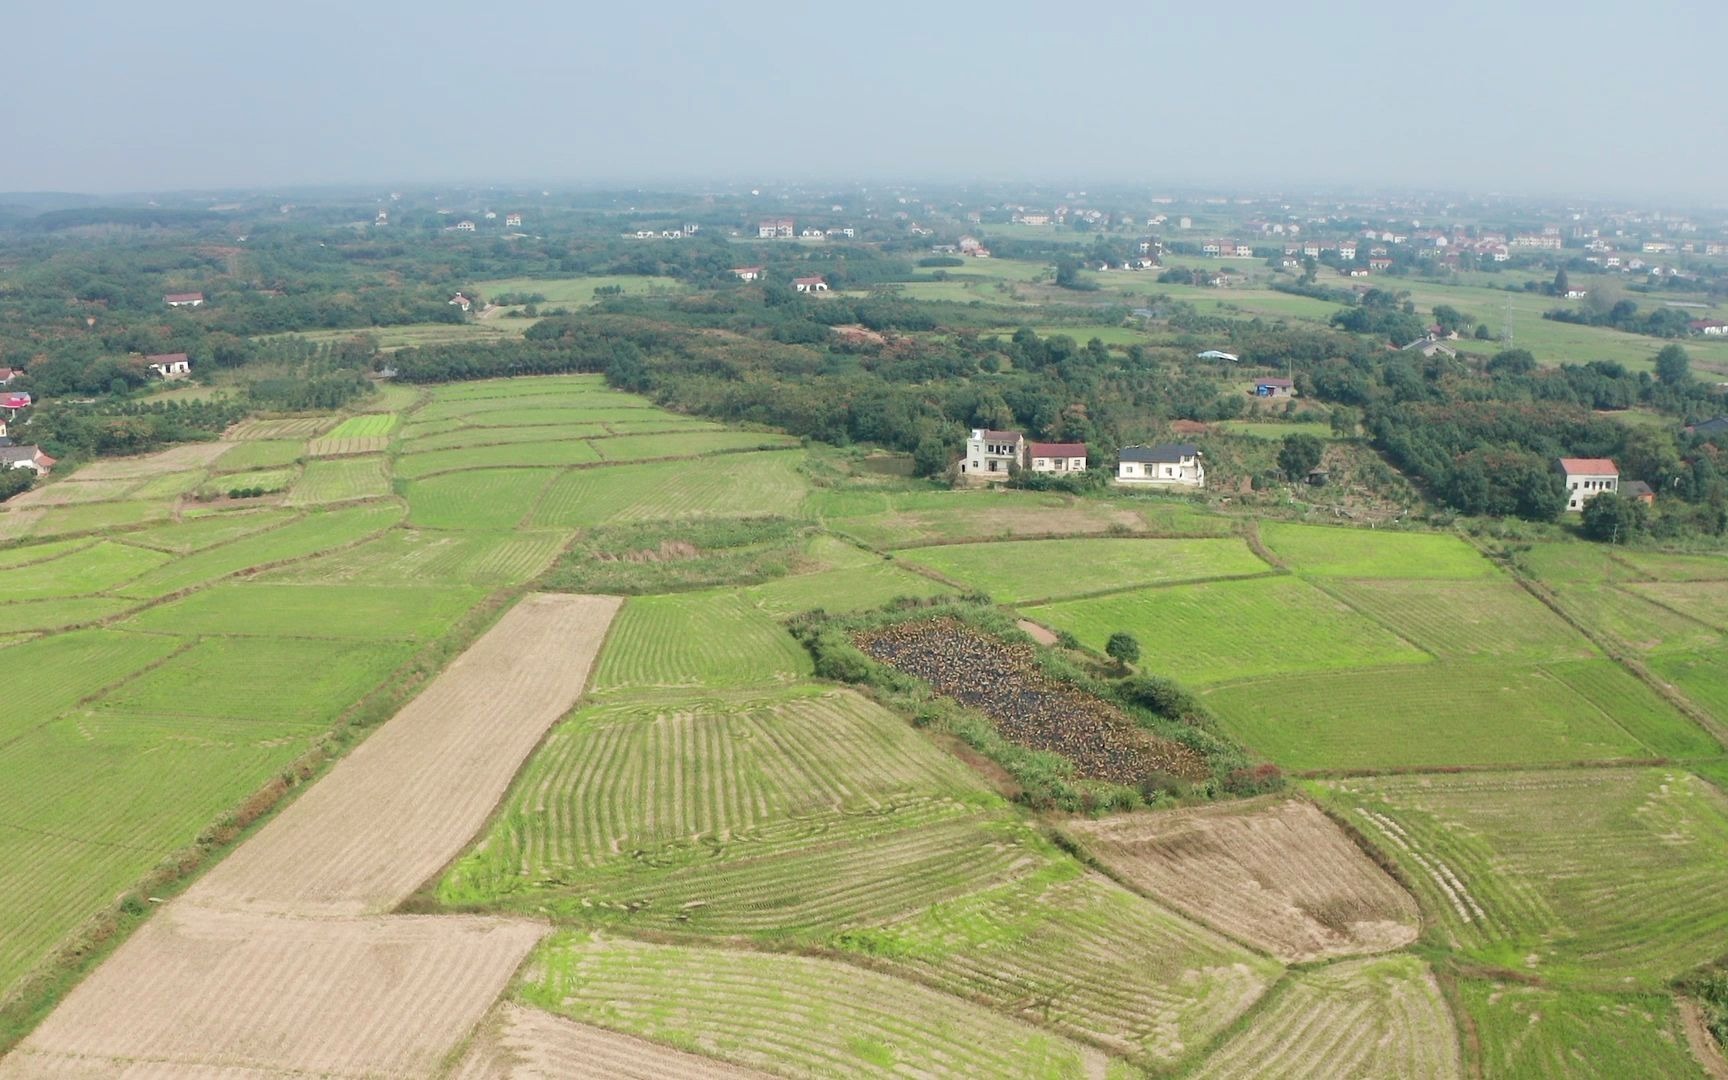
[0,192,1724,538]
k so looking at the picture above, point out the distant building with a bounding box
[1253,377,1295,398]
[1556,457,1619,512]
[454,220,476,232]
[1688,320,1728,336]
[1685,416,1728,441]
[505,212,522,227]
[1026,442,1087,474]
[730,266,764,282]
[758,218,795,238]
[1196,350,1239,362]
[961,428,1024,481]
[164,292,205,307]
[0,445,55,473]
[375,210,388,225]
[145,352,192,379]
[1623,480,1656,504]
[1563,286,1589,299]
[2,392,32,416]
[792,275,828,293]
[0,368,15,386]
[449,292,473,312]
[1402,334,1456,359]
[1116,444,1204,488]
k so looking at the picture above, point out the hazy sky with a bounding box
[7,0,1726,200]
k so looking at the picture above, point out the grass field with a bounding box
[116,504,404,598]
[518,934,1124,1079]
[897,537,1270,603]
[528,452,810,527]
[1026,575,1429,686]
[1317,768,1728,986]
[287,456,391,505]
[1213,420,1336,441]
[1206,659,1713,771]
[403,469,557,530]
[1458,980,1706,1079]
[473,274,685,307]
[588,591,814,693]
[255,528,568,588]
[1259,522,1494,578]
[212,440,305,472]
[395,439,601,479]
[126,584,481,642]
[1321,577,1598,661]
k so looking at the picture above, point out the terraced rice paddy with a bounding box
[1317,768,1728,986]
[1064,798,1418,961]
[1321,577,1597,661]
[212,438,305,471]
[1191,955,1461,1079]
[396,439,602,480]
[528,452,810,527]
[257,528,569,588]
[287,455,391,504]
[897,536,1270,603]
[1026,575,1428,686]
[589,591,814,693]
[404,468,557,530]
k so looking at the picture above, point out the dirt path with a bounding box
[1681,998,1728,1080]
[1,594,620,1078]
[1016,618,1059,646]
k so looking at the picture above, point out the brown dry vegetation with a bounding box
[453,1002,775,1080]
[856,616,1208,783]
[1065,797,1418,962]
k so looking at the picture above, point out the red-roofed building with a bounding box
[164,292,205,307]
[1688,320,1728,336]
[1027,442,1087,474]
[0,368,15,386]
[1556,457,1619,512]
[793,275,828,293]
[2,392,32,415]
[0,445,54,472]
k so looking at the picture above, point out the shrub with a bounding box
[1105,631,1141,665]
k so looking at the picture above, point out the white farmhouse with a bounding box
[1116,444,1204,488]
[1556,457,1619,512]
[145,352,192,379]
[961,428,1024,482]
[1027,442,1087,474]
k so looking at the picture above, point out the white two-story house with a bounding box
[962,429,1025,482]
[1116,444,1204,488]
[1556,457,1619,512]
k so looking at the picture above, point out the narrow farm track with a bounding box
[1,594,619,1078]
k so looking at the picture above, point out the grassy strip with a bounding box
[539,516,814,594]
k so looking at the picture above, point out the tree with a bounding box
[912,436,951,478]
[1580,491,1647,543]
[1277,433,1325,480]
[1655,344,1692,386]
[1552,267,1569,297]
[1105,632,1141,668]
[1487,348,1537,376]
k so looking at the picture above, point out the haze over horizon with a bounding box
[9,0,1727,203]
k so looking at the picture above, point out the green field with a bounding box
[528,452,810,527]
[897,537,1270,603]
[287,456,391,504]
[211,440,306,472]
[323,413,397,438]
[1321,577,1598,661]
[1459,980,1707,1079]
[126,584,481,641]
[589,591,814,693]
[1206,659,1712,771]
[394,439,601,479]
[1317,768,1728,986]
[1026,575,1428,686]
[1259,522,1495,578]
[472,274,685,307]
[403,468,557,530]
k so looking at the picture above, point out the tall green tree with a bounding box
[1655,344,1692,386]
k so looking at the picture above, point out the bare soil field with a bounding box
[857,616,1209,783]
[453,1002,774,1080]
[1064,797,1418,962]
[68,441,232,481]
[2,909,544,1078]
[190,593,621,916]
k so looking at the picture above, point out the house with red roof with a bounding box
[961,428,1025,482]
[1555,457,1619,512]
[2,392,32,416]
[0,445,55,473]
[1688,320,1728,336]
[0,368,15,386]
[793,275,828,293]
[1027,442,1087,474]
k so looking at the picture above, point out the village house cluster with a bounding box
[959,429,1204,489]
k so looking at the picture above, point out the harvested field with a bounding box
[898,536,1269,603]
[1459,980,1706,1079]
[222,416,337,441]
[404,422,613,452]
[856,617,1210,782]
[590,430,798,461]
[256,528,568,588]
[453,1002,774,1080]
[2,909,545,1079]
[1190,955,1461,1079]
[850,868,1277,1066]
[744,560,954,616]
[590,591,813,694]
[1546,581,1722,654]
[837,503,1160,549]
[395,439,601,480]
[188,593,619,916]
[440,688,1033,933]
[286,455,391,505]
[1319,768,1728,986]
[68,441,232,481]
[517,933,1117,1079]
[1026,576,1428,687]
[4,478,141,508]
[1064,798,1418,961]
[0,509,44,541]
